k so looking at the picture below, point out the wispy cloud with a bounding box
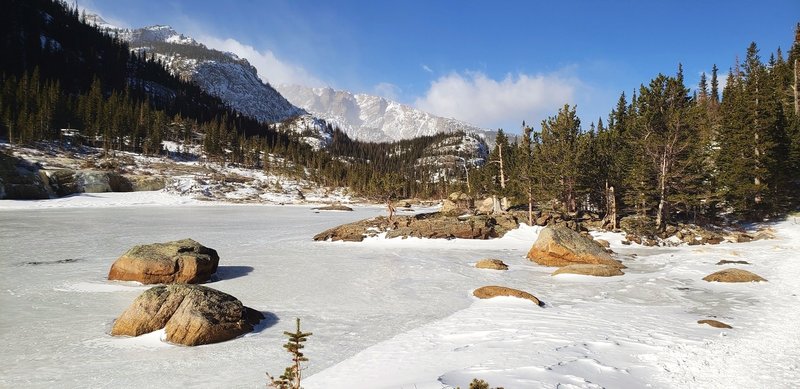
[414,70,580,130]
[195,35,326,88]
[373,82,401,100]
[421,64,433,73]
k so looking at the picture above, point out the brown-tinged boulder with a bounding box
[127,175,166,191]
[716,260,751,265]
[313,204,353,211]
[475,259,508,270]
[551,264,624,277]
[108,239,219,284]
[473,286,543,306]
[441,192,474,216]
[111,284,264,346]
[476,197,495,214]
[527,225,624,268]
[698,319,732,329]
[702,268,766,283]
[595,239,611,248]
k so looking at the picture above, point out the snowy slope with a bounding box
[90,15,305,124]
[278,84,493,143]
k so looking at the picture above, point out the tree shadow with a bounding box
[252,311,279,334]
[210,265,254,282]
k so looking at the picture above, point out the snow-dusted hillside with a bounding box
[278,84,492,143]
[90,16,305,124]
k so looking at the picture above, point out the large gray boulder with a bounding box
[527,225,624,268]
[111,284,264,346]
[108,239,219,284]
[76,170,112,193]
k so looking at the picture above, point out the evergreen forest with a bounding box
[2,0,799,227]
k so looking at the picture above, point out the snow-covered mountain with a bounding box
[277,84,491,143]
[89,15,305,124]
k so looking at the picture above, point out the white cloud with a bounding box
[421,64,433,73]
[373,82,401,100]
[196,35,326,88]
[414,71,579,130]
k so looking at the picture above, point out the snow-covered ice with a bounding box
[1,194,798,388]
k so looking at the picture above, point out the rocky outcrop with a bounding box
[551,264,624,277]
[527,225,624,268]
[108,239,220,284]
[313,212,519,242]
[475,259,508,270]
[111,284,264,346]
[473,286,543,306]
[702,268,767,283]
[698,319,732,329]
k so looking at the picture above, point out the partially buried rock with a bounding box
[313,204,353,211]
[552,264,624,277]
[698,319,732,329]
[702,268,766,283]
[475,259,508,270]
[527,225,624,268]
[108,239,219,284]
[473,286,543,306]
[111,284,264,346]
[716,260,751,265]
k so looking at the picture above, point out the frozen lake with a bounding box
[0,204,537,387]
[2,199,798,388]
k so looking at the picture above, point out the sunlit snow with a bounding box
[1,194,798,388]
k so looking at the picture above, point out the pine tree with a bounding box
[267,318,313,389]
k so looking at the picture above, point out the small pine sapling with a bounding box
[267,318,313,389]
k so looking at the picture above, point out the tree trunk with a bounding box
[527,186,533,226]
[498,144,507,210]
[605,181,617,230]
[655,152,668,231]
[794,58,799,115]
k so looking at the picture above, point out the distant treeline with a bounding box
[473,28,800,225]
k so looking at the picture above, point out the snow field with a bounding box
[0,195,797,388]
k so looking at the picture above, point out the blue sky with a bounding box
[83,0,799,133]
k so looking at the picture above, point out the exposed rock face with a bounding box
[108,239,219,284]
[473,286,543,306]
[475,259,508,271]
[698,319,733,329]
[313,213,519,242]
[551,264,624,277]
[111,284,264,346]
[702,268,767,283]
[0,151,50,199]
[527,225,624,268]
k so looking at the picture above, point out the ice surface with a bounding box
[1,195,798,388]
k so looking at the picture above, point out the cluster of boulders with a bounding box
[107,239,263,346]
[0,150,165,199]
[618,215,775,247]
[465,222,767,332]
